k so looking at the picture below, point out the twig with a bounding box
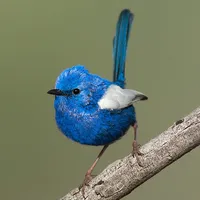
[59,107,200,200]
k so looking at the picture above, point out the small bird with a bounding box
[48,9,147,194]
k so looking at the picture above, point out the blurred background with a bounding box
[0,0,200,200]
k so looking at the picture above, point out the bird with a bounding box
[47,9,148,195]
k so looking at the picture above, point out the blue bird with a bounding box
[48,9,147,193]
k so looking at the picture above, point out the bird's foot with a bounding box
[132,140,144,167]
[80,174,96,198]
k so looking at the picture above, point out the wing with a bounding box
[98,85,148,110]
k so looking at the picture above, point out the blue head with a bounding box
[48,65,112,114]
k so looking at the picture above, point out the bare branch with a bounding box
[60,107,200,200]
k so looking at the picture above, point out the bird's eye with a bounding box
[72,88,80,95]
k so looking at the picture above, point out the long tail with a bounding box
[113,9,134,88]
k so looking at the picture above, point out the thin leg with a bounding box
[81,144,109,197]
[132,122,143,166]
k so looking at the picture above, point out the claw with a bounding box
[132,140,144,167]
[81,174,91,198]
[80,145,109,198]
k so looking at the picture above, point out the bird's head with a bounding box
[47,65,110,112]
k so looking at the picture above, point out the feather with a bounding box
[98,85,147,110]
[113,9,134,88]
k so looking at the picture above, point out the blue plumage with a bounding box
[54,65,136,145]
[113,9,133,88]
[47,9,147,195]
[50,9,136,145]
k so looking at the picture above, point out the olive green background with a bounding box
[0,0,199,200]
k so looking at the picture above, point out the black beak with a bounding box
[47,89,64,96]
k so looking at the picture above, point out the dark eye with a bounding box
[72,88,80,95]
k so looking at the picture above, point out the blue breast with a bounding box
[54,98,136,146]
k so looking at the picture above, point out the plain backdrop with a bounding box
[0,0,199,200]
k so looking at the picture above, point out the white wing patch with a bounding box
[98,85,147,110]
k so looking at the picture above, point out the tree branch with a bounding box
[60,107,200,200]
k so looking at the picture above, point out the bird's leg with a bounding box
[81,144,109,197]
[132,122,143,166]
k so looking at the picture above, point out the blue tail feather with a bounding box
[113,9,134,88]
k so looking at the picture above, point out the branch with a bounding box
[60,107,200,200]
